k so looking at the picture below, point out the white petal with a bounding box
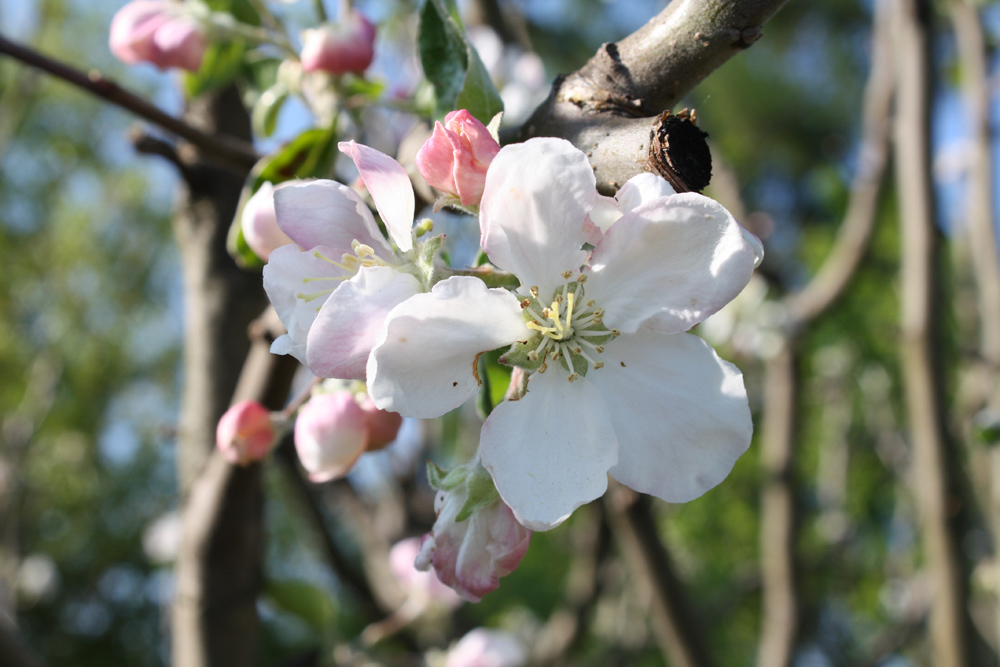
[589,328,752,503]
[339,141,415,252]
[263,244,348,364]
[479,138,593,296]
[615,172,676,214]
[367,276,527,418]
[480,371,617,531]
[306,266,423,379]
[273,179,392,258]
[587,193,756,334]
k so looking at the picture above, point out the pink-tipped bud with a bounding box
[109,0,206,72]
[415,109,500,207]
[216,401,276,465]
[445,628,528,667]
[417,483,531,603]
[359,395,403,452]
[294,392,368,482]
[241,182,293,261]
[300,12,377,76]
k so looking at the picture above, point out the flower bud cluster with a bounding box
[110,0,206,71]
[416,110,501,209]
[300,11,377,76]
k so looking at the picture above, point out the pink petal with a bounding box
[272,179,391,259]
[589,328,752,502]
[479,138,594,297]
[339,141,415,252]
[306,266,423,379]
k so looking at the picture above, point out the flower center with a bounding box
[517,271,619,382]
[297,240,392,304]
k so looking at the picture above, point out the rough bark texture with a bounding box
[518,0,789,192]
[894,1,972,665]
[170,87,272,667]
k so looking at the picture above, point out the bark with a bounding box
[894,1,972,665]
[170,87,275,667]
[518,0,789,192]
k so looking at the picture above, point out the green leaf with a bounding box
[251,83,288,138]
[265,579,337,634]
[418,0,503,123]
[184,38,248,98]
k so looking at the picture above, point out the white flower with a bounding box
[445,628,528,667]
[263,141,424,379]
[367,138,758,530]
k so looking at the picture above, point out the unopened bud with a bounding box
[109,0,206,72]
[294,392,368,483]
[416,109,500,207]
[216,401,276,465]
[300,12,377,76]
[241,182,293,261]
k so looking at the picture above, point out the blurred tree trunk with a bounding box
[170,86,269,667]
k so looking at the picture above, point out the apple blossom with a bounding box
[445,628,528,667]
[294,383,404,482]
[216,400,276,465]
[109,0,206,72]
[415,458,531,602]
[367,137,759,530]
[389,537,462,607]
[300,12,377,76]
[241,182,293,261]
[263,141,430,379]
[416,109,501,208]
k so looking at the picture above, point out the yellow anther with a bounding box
[538,362,548,373]
[527,351,539,362]
[595,345,605,353]
[550,350,560,360]
[340,254,360,270]
[611,329,621,337]
[567,373,579,382]
[354,243,376,259]
[561,270,573,279]
[576,274,588,283]
[529,286,539,298]
[587,299,596,307]
[520,299,531,309]
[573,346,582,355]
[555,293,564,304]
[593,361,604,369]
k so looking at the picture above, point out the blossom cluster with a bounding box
[247,109,762,600]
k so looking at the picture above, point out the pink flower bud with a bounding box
[109,0,206,72]
[389,537,462,607]
[445,628,528,667]
[300,12,377,76]
[294,392,368,482]
[416,486,531,603]
[241,182,293,261]
[359,395,403,452]
[416,109,500,207]
[216,401,276,465]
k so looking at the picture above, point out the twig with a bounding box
[0,33,259,172]
[894,0,973,664]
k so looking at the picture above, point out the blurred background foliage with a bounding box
[2,0,999,665]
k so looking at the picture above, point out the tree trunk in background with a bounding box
[170,86,269,667]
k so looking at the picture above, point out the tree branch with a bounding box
[894,1,973,664]
[0,33,259,172]
[518,0,789,192]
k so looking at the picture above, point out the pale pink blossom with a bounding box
[294,392,368,482]
[241,182,293,261]
[415,462,531,602]
[445,628,528,667]
[263,141,422,379]
[416,109,500,207]
[367,138,758,530]
[300,12,376,75]
[109,0,206,72]
[216,400,276,465]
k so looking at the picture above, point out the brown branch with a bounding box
[0,33,259,172]
[605,485,715,667]
[894,1,973,665]
[518,0,789,191]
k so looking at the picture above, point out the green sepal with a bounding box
[427,461,467,491]
[455,463,499,522]
[251,83,288,138]
[498,337,544,372]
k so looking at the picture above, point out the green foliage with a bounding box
[418,0,503,123]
